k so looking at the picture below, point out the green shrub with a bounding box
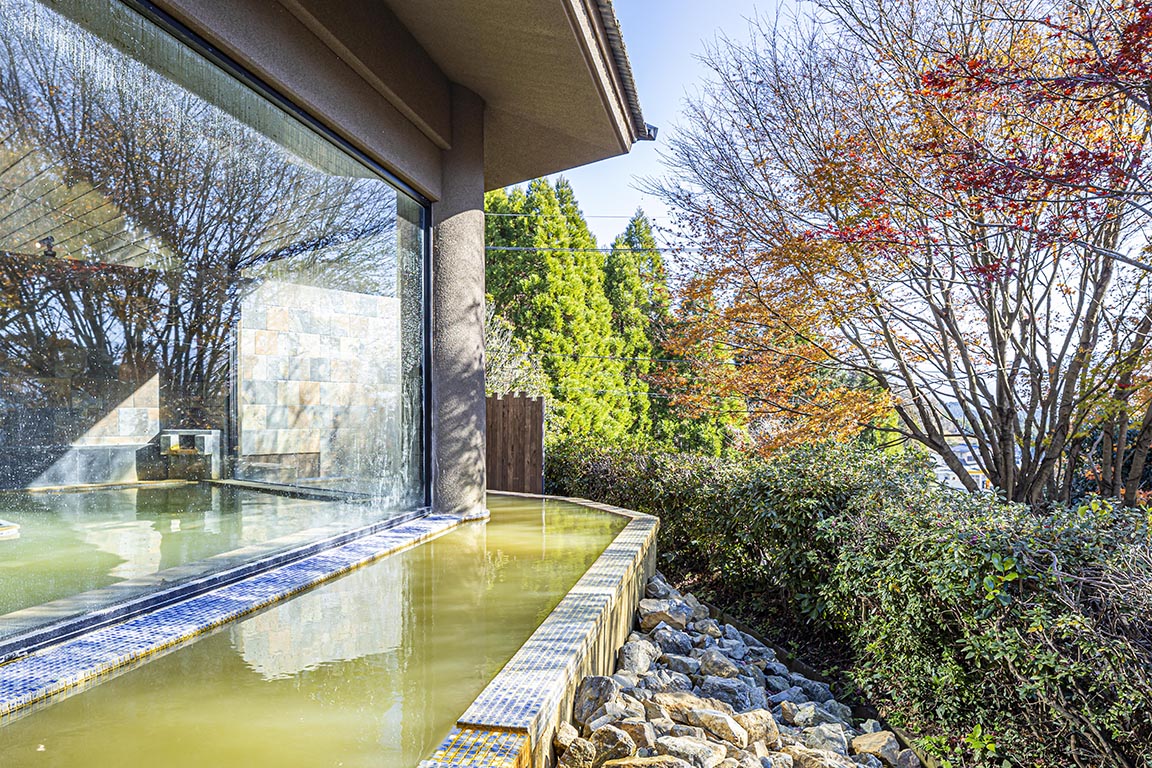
[547,439,1152,768]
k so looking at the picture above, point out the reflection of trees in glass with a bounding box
[0,0,398,434]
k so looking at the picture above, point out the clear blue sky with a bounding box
[548,0,772,247]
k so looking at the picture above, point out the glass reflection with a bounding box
[0,0,425,504]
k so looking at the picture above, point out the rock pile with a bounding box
[554,573,921,768]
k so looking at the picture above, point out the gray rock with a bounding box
[641,669,694,694]
[789,675,833,704]
[683,708,749,748]
[700,676,755,712]
[618,719,658,750]
[780,744,857,768]
[592,725,637,767]
[803,723,849,755]
[640,599,693,632]
[654,736,728,768]
[769,687,808,706]
[576,677,623,726]
[593,698,646,724]
[663,654,702,676]
[895,750,921,768]
[852,756,883,768]
[782,702,841,729]
[620,639,664,674]
[764,675,792,694]
[822,700,853,724]
[684,593,710,621]
[669,724,708,740]
[647,577,677,600]
[555,721,580,752]
[858,720,883,735]
[693,634,719,650]
[650,717,676,737]
[644,700,672,721]
[603,757,694,768]
[588,712,625,734]
[765,661,791,677]
[739,678,769,711]
[740,631,767,649]
[695,619,724,638]
[614,672,642,690]
[723,624,743,642]
[559,737,597,768]
[650,691,735,721]
[699,649,742,678]
[718,639,749,661]
[653,627,695,656]
[850,731,899,766]
[733,709,781,748]
[762,756,794,768]
[730,751,762,768]
[775,725,802,747]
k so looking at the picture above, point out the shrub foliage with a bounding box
[546,440,1152,768]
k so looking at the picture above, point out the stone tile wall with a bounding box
[237,280,401,484]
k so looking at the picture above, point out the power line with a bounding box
[485,245,703,254]
[485,212,671,220]
[528,351,739,366]
[541,386,744,403]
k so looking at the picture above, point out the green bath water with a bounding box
[0,484,384,623]
[0,495,626,767]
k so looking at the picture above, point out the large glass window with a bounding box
[0,0,426,640]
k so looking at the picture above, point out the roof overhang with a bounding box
[381,0,650,190]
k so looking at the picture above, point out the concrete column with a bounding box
[431,84,487,519]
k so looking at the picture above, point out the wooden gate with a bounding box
[485,394,544,493]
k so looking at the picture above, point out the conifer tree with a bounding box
[485,178,632,440]
[604,210,667,434]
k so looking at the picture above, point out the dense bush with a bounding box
[546,440,1152,768]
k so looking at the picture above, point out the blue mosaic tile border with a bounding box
[421,492,658,767]
[0,507,431,664]
[0,513,462,721]
[421,727,528,768]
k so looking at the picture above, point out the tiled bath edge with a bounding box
[0,507,432,664]
[421,492,658,768]
[0,513,464,721]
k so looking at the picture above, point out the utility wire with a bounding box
[485,245,703,254]
[527,351,739,365]
[542,386,744,403]
[484,212,671,220]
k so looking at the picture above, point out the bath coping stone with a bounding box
[420,491,659,768]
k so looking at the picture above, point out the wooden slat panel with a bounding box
[485,394,544,493]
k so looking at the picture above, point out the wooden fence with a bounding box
[485,394,545,494]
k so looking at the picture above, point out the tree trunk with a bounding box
[1123,399,1152,506]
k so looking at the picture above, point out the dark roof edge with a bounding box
[593,0,652,142]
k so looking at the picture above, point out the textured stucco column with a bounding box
[431,84,487,519]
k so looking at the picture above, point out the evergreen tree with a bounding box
[604,210,667,435]
[485,178,632,441]
[606,210,739,455]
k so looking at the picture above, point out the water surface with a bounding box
[0,495,625,767]
[0,484,382,623]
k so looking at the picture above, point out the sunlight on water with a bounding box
[0,485,383,621]
[0,495,625,767]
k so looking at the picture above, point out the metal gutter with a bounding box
[592,0,656,141]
